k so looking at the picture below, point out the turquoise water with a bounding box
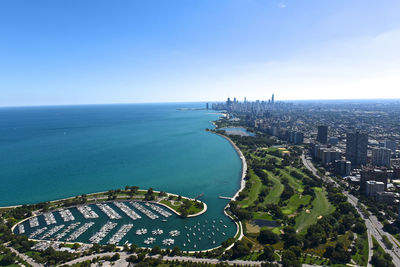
[16,201,233,251]
[1,103,242,250]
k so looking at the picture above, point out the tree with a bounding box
[281,250,300,267]
[151,245,161,255]
[110,253,120,261]
[261,246,275,261]
[171,246,181,256]
[353,222,367,235]
[258,229,279,244]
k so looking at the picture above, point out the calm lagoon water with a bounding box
[1,103,242,250]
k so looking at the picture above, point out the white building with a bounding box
[365,180,385,197]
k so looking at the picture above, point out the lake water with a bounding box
[1,103,242,250]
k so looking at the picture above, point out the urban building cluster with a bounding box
[211,96,400,217]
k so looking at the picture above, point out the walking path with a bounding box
[8,246,43,267]
[63,251,264,266]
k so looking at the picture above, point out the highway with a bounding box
[301,153,400,266]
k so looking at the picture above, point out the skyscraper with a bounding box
[271,94,275,104]
[317,125,328,144]
[384,139,397,153]
[372,147,391,168]
[346,131,368,167]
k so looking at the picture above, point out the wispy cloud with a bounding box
[278,3,286,8]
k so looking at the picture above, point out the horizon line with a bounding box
[1,97,400,108]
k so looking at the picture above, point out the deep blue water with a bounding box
[1,103,242,249]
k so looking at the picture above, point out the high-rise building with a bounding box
[271,94,274,104]
[334,160,351,176]
[317,125,328,144]
[372,147,391,168]
[346,131,368,167]
[360,168,388,193]
[384,139,397,153]
[206,103,209,110]
[365,181,385,196]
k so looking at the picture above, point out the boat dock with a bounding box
[114,202,141,220]
[130,201,159,219]
[59,209,75,222]
[77,205,99,219]
[67,222,94,241]
[107,224,133,245]
[96,203,122,219]
[89,221,117,244]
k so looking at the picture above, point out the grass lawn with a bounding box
[263,171,284,204]
[280,168,304,193]
[253,212,274,220]
[282,194,312,215]
[238,170,262,208]
[295,188,334,232]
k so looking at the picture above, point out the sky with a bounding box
[1,0,400,106]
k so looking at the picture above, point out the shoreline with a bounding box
[1,190,206,218]
[213,132,246,243]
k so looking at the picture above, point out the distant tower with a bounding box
[206,103,209,110]
[244,97,247,103]
[271,94,275,104]
[346,131,368,167]
[234,97,237,103]
[317,125,328,144]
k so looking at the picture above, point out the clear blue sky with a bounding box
[1,0,400,106]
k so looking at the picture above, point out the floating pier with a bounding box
[96,203,122,220]
[59,209,75,222]
[67,222,95,241]
[130,201,159,219]
[77,205,99,219]
[108,224,133,245]
[145,202,172,217]
[89,221,117,243]
[114,202,141,220]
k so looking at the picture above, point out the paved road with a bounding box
[8,246,43,267]
[301,153,400,266]
[63,251,265,266]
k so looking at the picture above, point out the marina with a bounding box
[29,217,39,228]
[144,237,156,245]
[130,201,159,219]
[29,227,47,239]
[67,222,95,242]
[107,224,133,245]
[54,222,81,241]
[59,209,75,222]
[96,203,122,220]
[89,221,117,244]
[18,224,25,234]
[145,202,172,217]
[43,212,57,225]
[14,200,236,251]
[39,224,65,239]
[114,201,141,220]
[136,228,147,235]
[77,205,99,219]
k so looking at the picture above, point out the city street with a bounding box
[301,153,400,266]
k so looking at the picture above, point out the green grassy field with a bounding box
[295,188,334,232]
[263,171,284,204]
[282,194,312,215]
[280,168,304,193]
[238,170,262,208]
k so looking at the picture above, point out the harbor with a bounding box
[13,200,236,251]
